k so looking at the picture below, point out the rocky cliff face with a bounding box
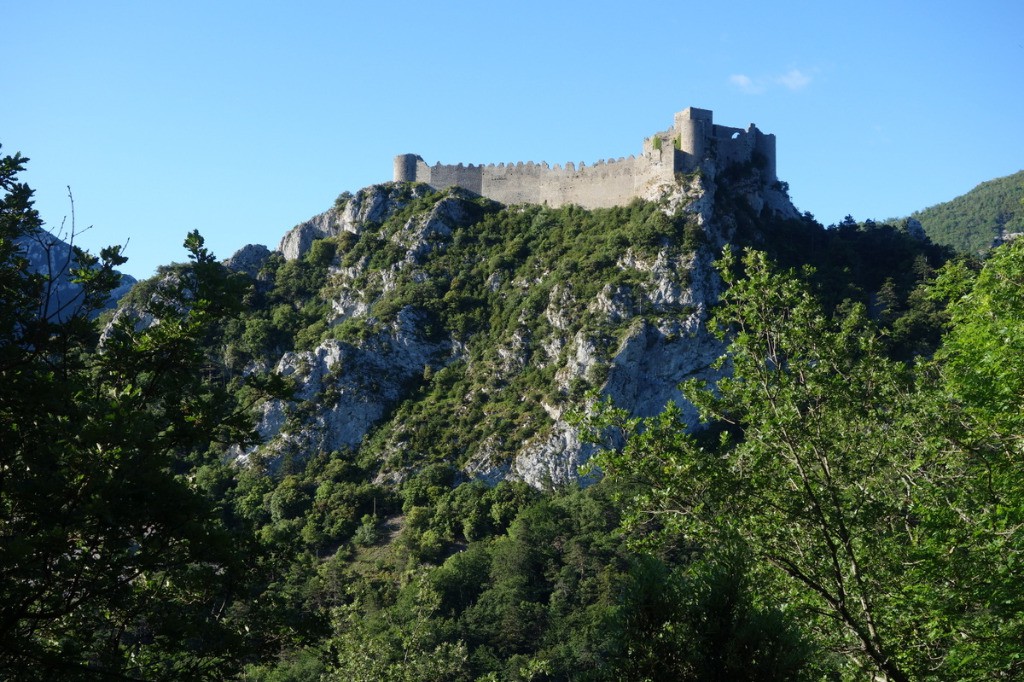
[277,184,436,261]
[237,307,454,466]
[225,162,796,487]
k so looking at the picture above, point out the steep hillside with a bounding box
[14,143,966,679]
[225,174,728,487]
[910,169,1024,254]
[169,158,945,490]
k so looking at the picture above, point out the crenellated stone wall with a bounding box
[394,107,776,209]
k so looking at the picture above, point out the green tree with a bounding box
[611,553,811,682]
[0,148,256,679]
[597,246,1024,679]
[595,248,958,680]
[906,240,1024,677]
[327,575,471,682]
[935,239,1024,438]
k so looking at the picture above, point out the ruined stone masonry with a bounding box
[394,107,777,209]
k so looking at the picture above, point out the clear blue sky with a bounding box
[7,1,1023,279]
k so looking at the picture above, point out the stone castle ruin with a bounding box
[394,107,777,209]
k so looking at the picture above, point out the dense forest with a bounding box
[910,170,1024,255]
[3,144,1023,681]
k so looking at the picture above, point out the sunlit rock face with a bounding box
[232,155,797,486]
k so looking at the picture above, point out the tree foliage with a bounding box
[936,238,1024,437]
[0,148,257,679]
[595,247,1024,680]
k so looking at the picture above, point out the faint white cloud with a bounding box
[730,68,814,94]
[775,69,812,91]
[729,74,766,95]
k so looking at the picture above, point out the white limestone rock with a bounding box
[240,307,453,466]
[544,284,575,330]
[246,158,797,489]
[278,207,341,262]
[338,183,432,233]
[224,243,271,277]
[589,284,635,323]
[463,436,513,487]
[602,319,722,421]
[511,423,599,489]
[391,192,479,263]
[278,183,435,261]
[554,331,603,392]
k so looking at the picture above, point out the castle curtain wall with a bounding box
[393,108,776,208]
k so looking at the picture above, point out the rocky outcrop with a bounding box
[224,243,271,277]
[391,190,484,262]
[324,189,488,324]
[493,159,798,486]
[243,188,498,468]
[905,218,926,240]
[278,184,437,261]
[602,317,720,421]
[512,424,602,489]
[240,307,454,466]
[507,246,723,487]
[278,207,341,262]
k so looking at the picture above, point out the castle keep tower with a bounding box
[393,153,419,183]
[393,107,777,208]
[675,107,713,173]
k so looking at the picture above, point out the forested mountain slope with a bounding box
[9,140,1023,681]
[909,169,1024,254]
[221,180,723,487]
[185,161,945,490]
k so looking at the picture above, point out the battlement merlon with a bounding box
[393,107,777,208]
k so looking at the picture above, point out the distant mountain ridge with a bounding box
[16,228,136,321]
[910,170,1024,254]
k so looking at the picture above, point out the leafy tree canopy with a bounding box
[0,147,258,679]
[593,247,1024,681]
